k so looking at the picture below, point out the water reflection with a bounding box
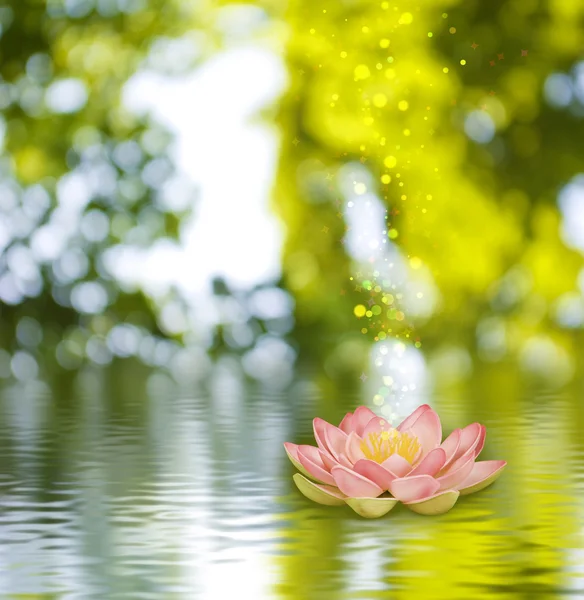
[0,360,583,598]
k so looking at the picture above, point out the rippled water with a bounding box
[1,360,583,599]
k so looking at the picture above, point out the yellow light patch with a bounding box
[410,257,422,269]
[373,93,387,107]
[354,64,371,80]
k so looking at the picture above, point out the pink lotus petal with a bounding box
[439,428,461,469]
[389,474,440,503]
[458,460,507,495]
[337,453,354,468]
[325,423,348,457]
[324,428,351,467]
[317,446,345,470]
[407,407,442,456]
[352,406,379,436]
[313,418,332,455]
[331,465,383,498]
[361,416,392,438]
[320,451,340,471]
[338,412,354,434]
[404,490,460,515]
[436,454,475,491]
[313,418,348,462]
[286,440,350,477]
[284,442,315,480]
[284,442,301,463]
[409,448,446,477]
[345,431,367,464]
[293,473,346,506]
[382,454,413,477]
[397,404,431,432]
[297,446,336,485]
[474,425,486,458]
[296,444,325,467]
[452,422,481,462]
[353,459,397,489]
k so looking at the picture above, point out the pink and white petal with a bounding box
[361,416,393,438]
[284,442,301,464]
[292,473,346,506]
[404,490,460,515]
[436,455,475,491]
[337,453,354,468]
[297,446,336,485]
[331,465,384,498]
[452,423,482,462]
[458,460,507,496]
[409,448,446,477]
[353,459,397,490]
[345,431,367,465]
[313,418,332,455]
[396,404,431,432]
[296,444,326,467]
[345,496,399,518]
[407,408,442,456]
[382,454,413,477]
[284,443,315,480]
[352,406,379,436]
[323,421,349,461]
[313,418,348,462]
[338,412,354,434]
[320,451,340,471]
[439,428,461,469]
[388,474,440,503]
[474,425,486,459]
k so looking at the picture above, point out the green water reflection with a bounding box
[0,359,583,599]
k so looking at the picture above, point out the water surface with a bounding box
[0,361,583,599]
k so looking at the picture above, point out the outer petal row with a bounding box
[284,442,317,481]
[293,473,346,506]
[345,496,399,518]
[293,473,461,516]
[293,473,398,517]
[458,460,507,495]
[437,455,475,491]
[297,446,336,486]
[404,490,460,515]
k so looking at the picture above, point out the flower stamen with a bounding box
[360,429,421,464]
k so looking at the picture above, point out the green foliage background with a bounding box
[269,0,584,378]
[1,0,584,380]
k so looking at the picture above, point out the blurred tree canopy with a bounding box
[3,0,584,384]
[0,0,211,372]
[267,0,584,381]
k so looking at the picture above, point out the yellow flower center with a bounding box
[360,429,421,464]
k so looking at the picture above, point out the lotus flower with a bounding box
[284,404,506,518]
